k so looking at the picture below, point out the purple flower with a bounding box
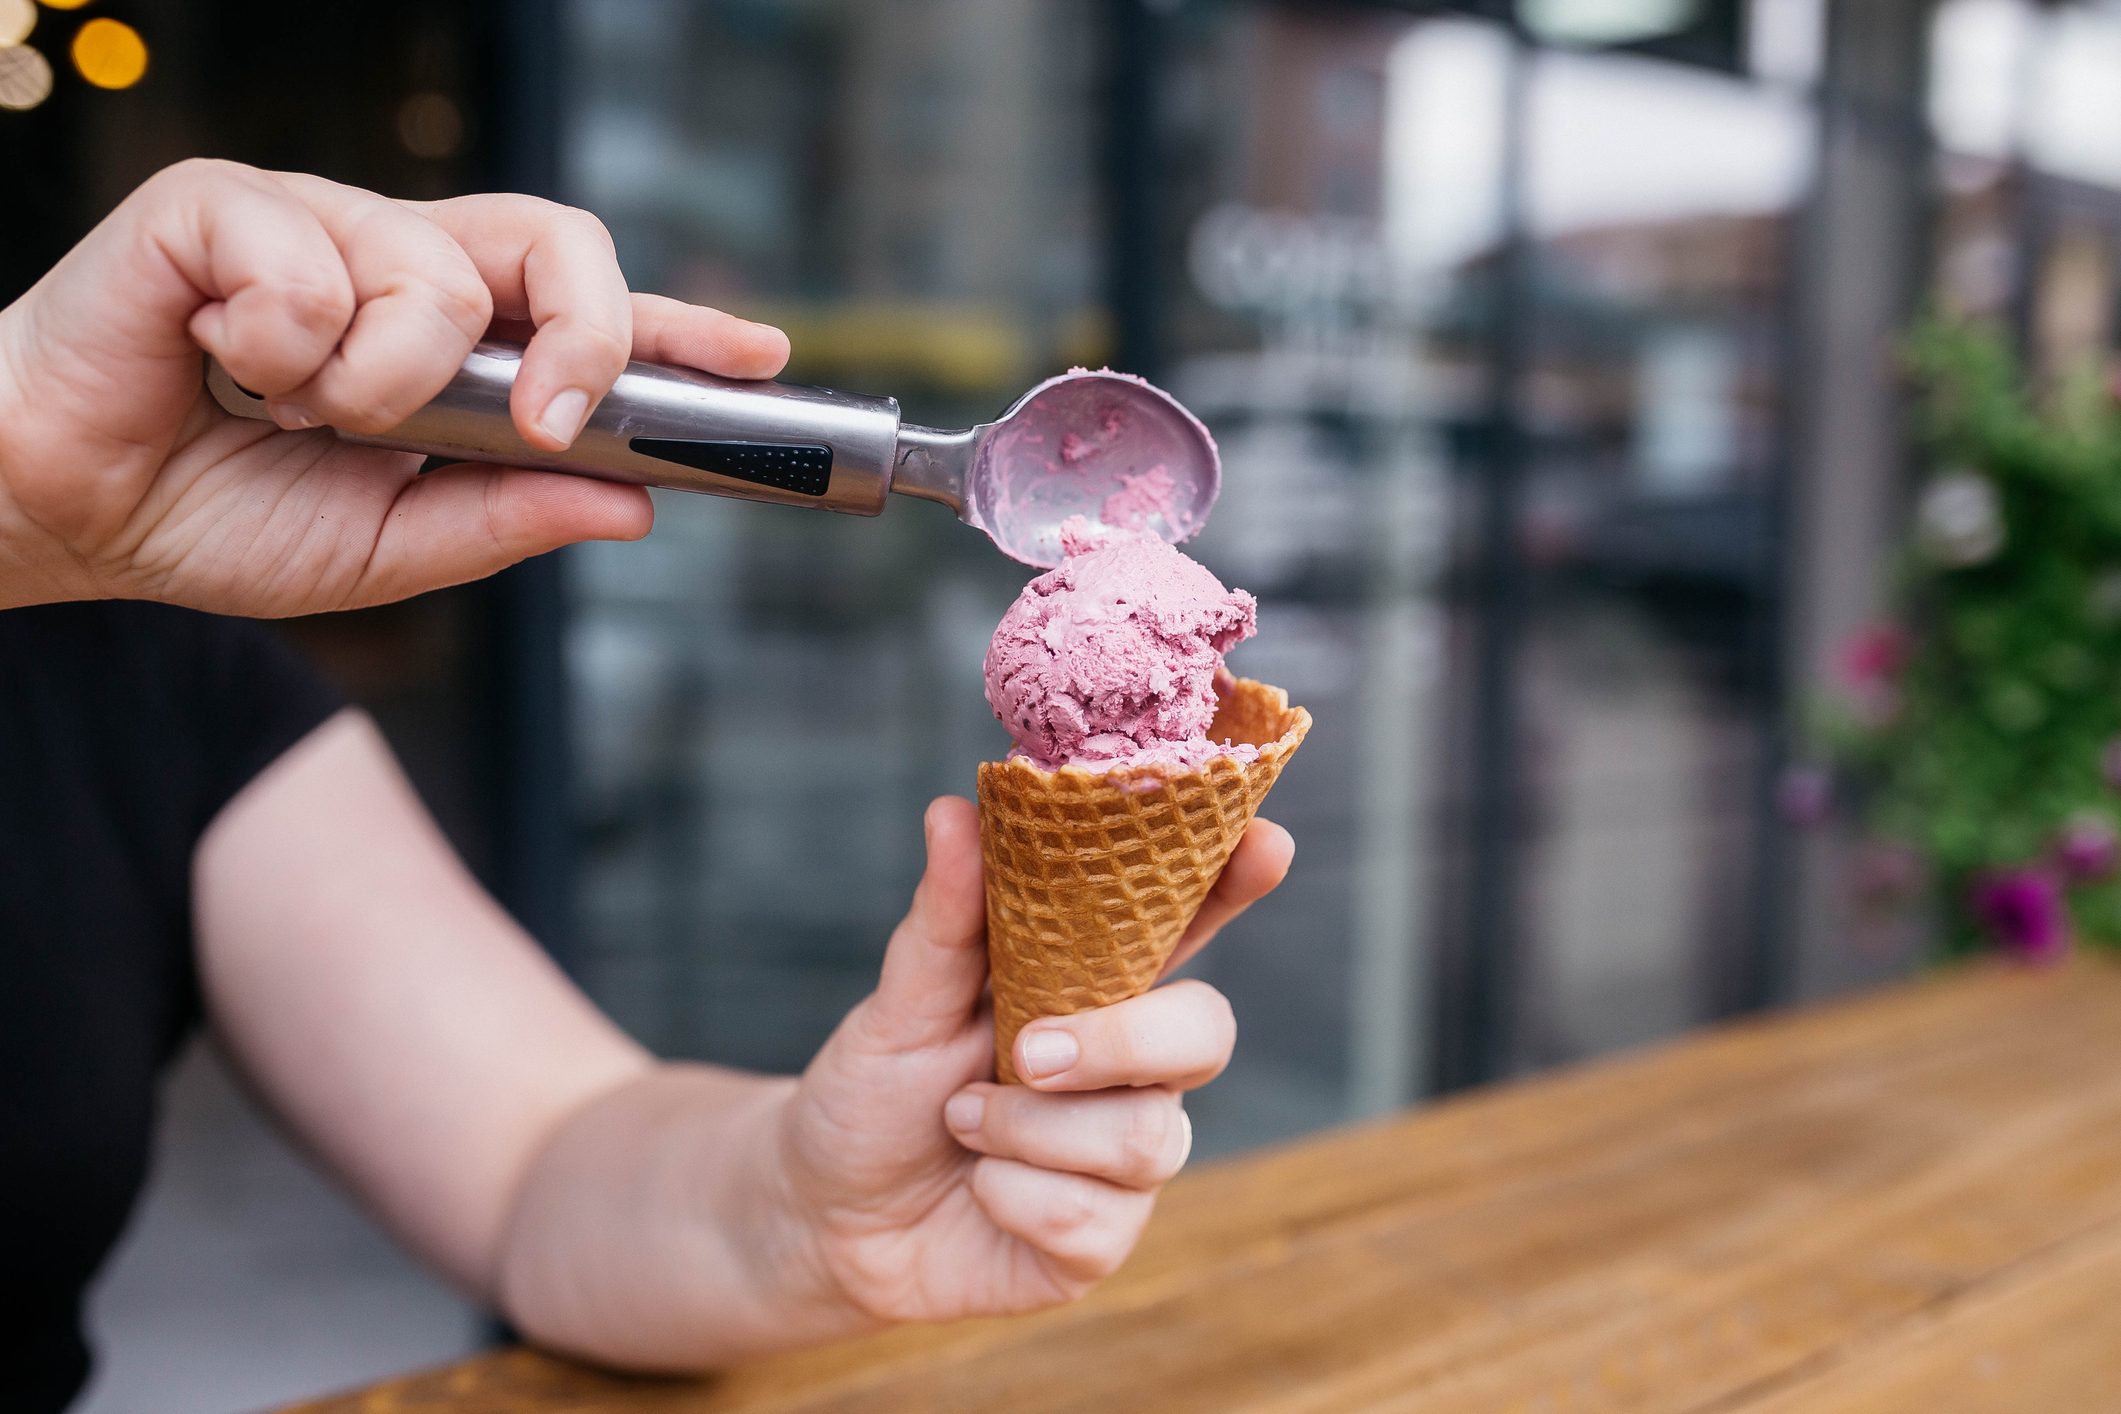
[1834,623,1910,689]
[1776,766,1832,827]
[1969,869,2070,963]
[1832,624,1911,727]
[2055,814,2120,881]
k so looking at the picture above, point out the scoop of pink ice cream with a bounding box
[984,518,1257,771]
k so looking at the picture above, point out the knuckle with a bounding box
[320,398,398,436]
[1115,1103,1175,1182]
[530,322,631,395]
[1070,1249,1125,1282]
[480,462,521,556]
[429,272,494,336]
[564,320,630,374]
[576,324,623,370]
[1179,979,1238,1052]
[453,191,556,229]
[276,273,356,336]
[502,194,615,251]
[309,390,388,434]
[560,204,617,250]
[314,369,438,434]
[509,193,574,224]
[1051,1214,1126,1277]
[150,155,250,199]
[839,992,936,1060]
[969,1089,1011,1148]
[1038,1187,1099,1248]
[1088,1012,1144,1074]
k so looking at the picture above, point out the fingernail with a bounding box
[944,1091,985,1133]
[539,387,591,446]
[1176,1107,1195,1168]
[1019,1028,1080,1080]
[191,306,230,349]
[270,403,319,431]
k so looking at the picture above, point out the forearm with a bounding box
[494,1062,873,1371]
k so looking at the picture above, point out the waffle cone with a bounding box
[978,675,1311,1083]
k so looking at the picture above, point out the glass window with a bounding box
[1507,48,1811,1065]
[562,0,1109,1079]
[561,0,1835,1147]
[562,0,1458,1151]
[1155,3,1464,1130]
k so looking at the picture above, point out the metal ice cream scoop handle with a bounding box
[205,339,1220,568]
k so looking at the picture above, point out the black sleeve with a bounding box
[181,608,348,839]
[0,603,347,1412]
[0,600,347,853]
[0,600,345,1035]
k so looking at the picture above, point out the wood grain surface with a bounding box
[286,955,2121,1412]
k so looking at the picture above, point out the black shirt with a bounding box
[0,601,341,1412]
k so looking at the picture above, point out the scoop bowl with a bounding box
[962,369,1221,567]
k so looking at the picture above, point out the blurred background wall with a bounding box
[6,0,2121,1407]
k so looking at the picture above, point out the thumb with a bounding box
[863,797,988,1050]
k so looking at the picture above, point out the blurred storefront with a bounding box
[8,0,2121,1159]
[555,0,1828,1146]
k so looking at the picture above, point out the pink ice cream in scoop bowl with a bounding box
[984,517,1260,773]
[953,369,1220,567]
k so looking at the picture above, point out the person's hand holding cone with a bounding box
[766,798,1292,1335]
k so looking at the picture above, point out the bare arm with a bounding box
[195,711,829,1358]
[193,710,656,1287]
[195,710,1291,1368]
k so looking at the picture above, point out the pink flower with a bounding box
[2055,815,2120,881]
[1834,623,1911,690]
[1969,869,2070,963]
[1833,624,1910,726]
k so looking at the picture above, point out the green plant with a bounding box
[1816,320,2121,959]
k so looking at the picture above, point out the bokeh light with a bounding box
[395,91,465,159]
[37,0,93,10]
[70,15,143,88]
[0,0,35,48]
[0,41,51,109]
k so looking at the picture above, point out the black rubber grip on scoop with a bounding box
[629,437,833,496]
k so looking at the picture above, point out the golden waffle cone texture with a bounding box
[978,676,1311,1083]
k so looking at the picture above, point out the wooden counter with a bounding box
[291,955,2121,1411]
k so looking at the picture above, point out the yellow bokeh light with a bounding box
[38,0,93,11]
[0,42,51,109]
[71,15,143,89]
[396,91,466,159]
[0,0,35,48]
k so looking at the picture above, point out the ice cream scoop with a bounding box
[205,341,1219,568]
[984,518,1257,772]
